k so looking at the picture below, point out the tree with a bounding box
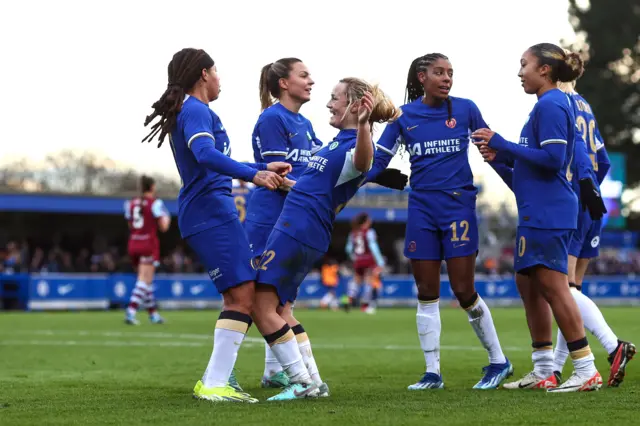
[0,150,181,197]
[564,0,640,182]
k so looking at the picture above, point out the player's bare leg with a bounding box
[408,260,445,390]
[252,285,319,401]
[448,254,511,389]
[504,273,558,390]
[532,266,601,392]
[554,256,635,387]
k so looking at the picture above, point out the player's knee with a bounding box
[415,281,439,300]
[222,282,255,315]
[454,290,477,307]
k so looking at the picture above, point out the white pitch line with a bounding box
[0,330,529,352]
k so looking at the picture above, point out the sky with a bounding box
[0,0,577,204]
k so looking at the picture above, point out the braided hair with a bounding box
[142,48,215,147]
[405,53,453,124]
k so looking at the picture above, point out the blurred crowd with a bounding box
[2,238,640,277]
[0,240,205,275]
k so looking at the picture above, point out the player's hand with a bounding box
[278,177,296,193]
[471,128,496,146]
[357,91,374,125]
[479,145,497,162]
[267,162,292,177]
[252,170,284,191]
[579,178,608,220]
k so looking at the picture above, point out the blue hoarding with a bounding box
[1,273,639,311]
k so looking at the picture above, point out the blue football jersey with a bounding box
[572,93,605,173]
[169,95,238,237]
[567,93,599,202]
[512,89,578,229]
[247,103,322,225]
[275,129,368,252]
[374,96,488,190]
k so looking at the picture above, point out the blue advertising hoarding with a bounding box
[2,273,639,311]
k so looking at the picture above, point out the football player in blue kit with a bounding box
[474,43,602,392]
[552,78,635,387]
[142,48,291,403]
[244,58,324,390]
[367,53,512,390]
[250,77,400,401]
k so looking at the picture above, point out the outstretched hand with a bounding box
[471,128,496,145]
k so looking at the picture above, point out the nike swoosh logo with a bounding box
[293,383,318,397]
[289,133,299,138]
[406,125,418,131]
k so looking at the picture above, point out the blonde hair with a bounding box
[338,77,401,127]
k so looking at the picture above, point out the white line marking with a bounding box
[0,330,529,352]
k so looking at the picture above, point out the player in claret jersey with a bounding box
[124,175,171,325]
[474,43,602,392]
[345,212,385,312]
[367,53,512,390]
[142,48,289,403]
[553,78,635,387]
[251,78,399,401]
[244,58,323,390]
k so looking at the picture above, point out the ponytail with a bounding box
[259,63,274,111]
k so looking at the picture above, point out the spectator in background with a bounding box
[3,241,23,273]
[319,256,340,311]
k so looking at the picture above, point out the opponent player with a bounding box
[245,58,323,390]
[251,78,399,400]
[366,53,512,390]
[473,43,601,392]
[124,175,171,325]
[142,47,288,403]
[552,80,635,387]
[345,212,385,311]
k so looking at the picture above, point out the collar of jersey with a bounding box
[335,128,357,141]
[539,88,561,100]
[274,102,302,119]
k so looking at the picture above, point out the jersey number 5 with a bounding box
[132,206,144,229]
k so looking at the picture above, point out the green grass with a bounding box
[0,308,638,425]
